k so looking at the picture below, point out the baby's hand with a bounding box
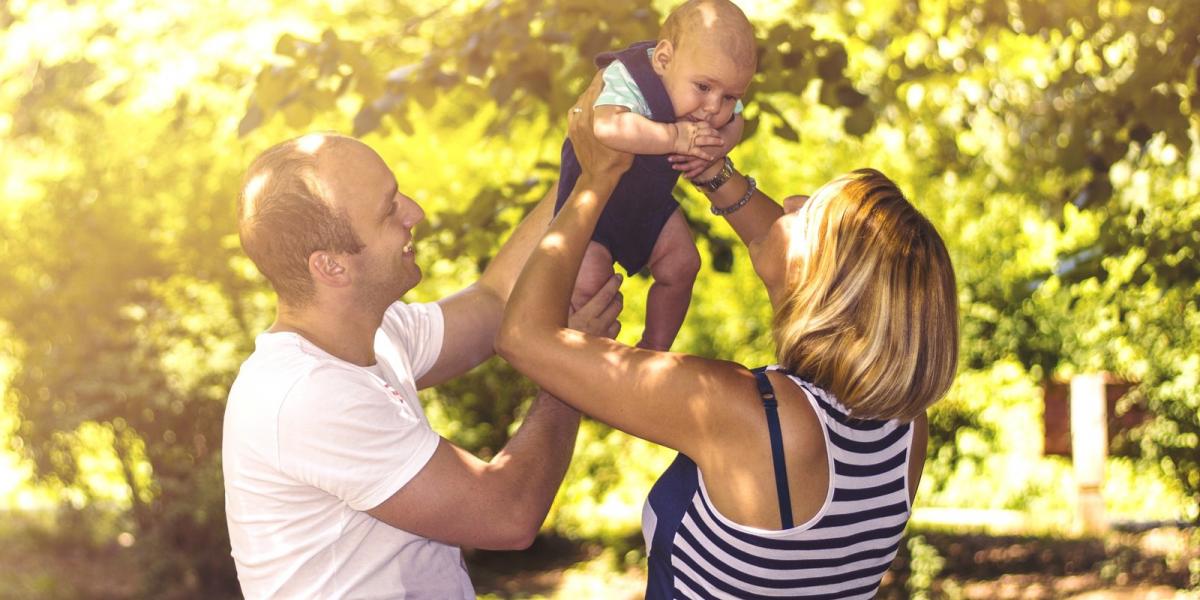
[671,121,723,161]
[671,114,744,179]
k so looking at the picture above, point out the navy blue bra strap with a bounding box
[751,367,794,529]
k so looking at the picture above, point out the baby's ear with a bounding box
[652,40,674,72]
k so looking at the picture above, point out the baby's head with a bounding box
[652,0,757,128]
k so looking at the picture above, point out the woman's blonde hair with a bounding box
[773,168,958,421]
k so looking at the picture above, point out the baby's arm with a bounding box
[593,106,722,160]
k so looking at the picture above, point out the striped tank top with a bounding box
[641,366,915,599]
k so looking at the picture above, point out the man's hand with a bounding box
[670,113,745,180]
[567,274,622,339]
[569,73,633,179]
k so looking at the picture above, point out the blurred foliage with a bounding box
[0,0,1198,595]
[905,534,945,600]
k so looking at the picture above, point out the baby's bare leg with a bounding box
[641,209,701,351]
[572,241,617,313]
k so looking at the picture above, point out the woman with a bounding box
[497,79,958,598]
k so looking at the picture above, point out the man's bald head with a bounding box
[237,133,365,306]
[660,0,757,71]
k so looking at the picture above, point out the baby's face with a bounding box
[655,42,753,129]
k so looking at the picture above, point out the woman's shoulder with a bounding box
[698,364,828,454]
[763,368,828,450]
[685,361,786,444]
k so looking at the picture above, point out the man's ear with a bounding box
[309,251,349,288]
[652,40,673,75]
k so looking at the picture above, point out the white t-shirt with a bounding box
[223,301,474,599]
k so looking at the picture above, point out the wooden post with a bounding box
[1070,373,1108,533]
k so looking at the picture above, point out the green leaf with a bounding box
[274,33,310,58]
[255,65,295,109]
[353,103,382,137]
[774,119,799,142]
[709,238,733,273]
[281,102,312,128]
[834,83,868,108]
[742,113,760,140]
[816,44,848,80]
[237,101,264,138]
[843,105,874,137]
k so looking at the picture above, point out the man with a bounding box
[223,132,622,598]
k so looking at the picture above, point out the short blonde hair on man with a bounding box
[773,169,959,421]
[237,134,364,306]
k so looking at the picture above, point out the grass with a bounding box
[0,510,1195,599]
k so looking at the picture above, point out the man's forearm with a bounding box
[487,391,580,542]
[420,186,557,387]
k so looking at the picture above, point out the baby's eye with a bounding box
[723,95,738,102]
[695,82,711,93]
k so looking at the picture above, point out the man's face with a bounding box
[322,140,425,305]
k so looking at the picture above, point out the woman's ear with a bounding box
[651,40,674,75]
[309,251,349,288]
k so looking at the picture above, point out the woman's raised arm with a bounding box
[693,160,785,247]
[496,76,758,459]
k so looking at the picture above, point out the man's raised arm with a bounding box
[415,182,558,389]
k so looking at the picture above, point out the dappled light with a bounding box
[241,172,271,219]
[295,132,330,155]
[1,0,1198,597]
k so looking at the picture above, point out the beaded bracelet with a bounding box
[710,176,756,216]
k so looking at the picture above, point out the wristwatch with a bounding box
[691,156,734,193]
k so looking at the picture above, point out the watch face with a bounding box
[708,163,732,191]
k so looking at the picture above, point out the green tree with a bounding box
[1,0,1197,595]
[0,1,321,594]
[242,0,1199,507]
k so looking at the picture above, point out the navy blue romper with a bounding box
[555,41,681,275]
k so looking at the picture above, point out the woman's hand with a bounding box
[569,73,633,181]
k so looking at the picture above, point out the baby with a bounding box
[555,0,757,350]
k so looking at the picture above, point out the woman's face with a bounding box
[749,178,850,309]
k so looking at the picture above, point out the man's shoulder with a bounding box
[380,299,441,334]
[235,332,344,384]
[227,333,369,418]
[377,300,444,370]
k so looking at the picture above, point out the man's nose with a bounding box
[400,197,425,228]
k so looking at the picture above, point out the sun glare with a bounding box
[296,133,330,155]
[241,171,271,219]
